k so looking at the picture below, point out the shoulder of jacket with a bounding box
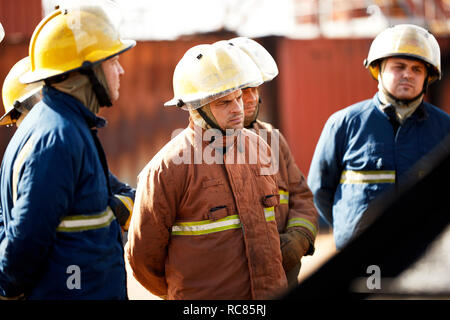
[326,98,374,128]
[422,102,450,122]
[255,120,274,131]
[23,106,83,150]
[143,128,191,173]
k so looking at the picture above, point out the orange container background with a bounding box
[0,1,449,186]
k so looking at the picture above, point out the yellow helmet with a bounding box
[364,24,441,84]
[164,42,263,111]
[20,4,136,84]
[1,57,43,126]
[228,37,278,83]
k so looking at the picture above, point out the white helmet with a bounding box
[164,42,263,111]
[228,37,278,83]
[364,24,441,84]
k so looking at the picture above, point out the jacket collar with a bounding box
[373,92,428,122]
[42,85,107,129]
[188,119,241,154]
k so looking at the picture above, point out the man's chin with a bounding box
[244,110,258,126]
[225,124,243,131]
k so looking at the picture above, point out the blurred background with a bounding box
[1,0,450,298]
[1,0,450,190]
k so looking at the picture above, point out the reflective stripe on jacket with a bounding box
[308,93,450,249]
[126,122,287,300]
[0,86,126,299]
[251,120,319,251]
[109,172,135,231]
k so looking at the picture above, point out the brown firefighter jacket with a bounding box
[250,120,319,253]
[125,121,288,300]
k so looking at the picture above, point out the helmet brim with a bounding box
[20,39,136,84]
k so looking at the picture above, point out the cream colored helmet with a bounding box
[227,37,278,83]
[364,24,441,84]
[164,42,263,111]
[1,57,43,126]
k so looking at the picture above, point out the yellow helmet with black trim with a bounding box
[21,5,135,84]
[1,57,43,126]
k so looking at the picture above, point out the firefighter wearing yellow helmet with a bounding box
[0,55,135,235]
[308,24,450,250]
[228,37,319,289]
[0,57,43,127]
[0,3,135,299]
[127,43,289,300]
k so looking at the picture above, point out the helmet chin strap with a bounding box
[79,61,112,107]
[196,106,227,136]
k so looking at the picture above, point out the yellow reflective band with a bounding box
[12,135,36,205]
[279,189,289,204]
[287,217,318,237]
[340,170,395,184]
[115,194,134,230]
[172,215,241,236]
[115,194,133,212]
[172,209,276,236]
[264,206,275,222]
[56,207,115,232]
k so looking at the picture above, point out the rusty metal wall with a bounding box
[0,0,42,41]
[277,37,450,177]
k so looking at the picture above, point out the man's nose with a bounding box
[118,62,125,75]
[403,67,414,79]
[231,99,243,113]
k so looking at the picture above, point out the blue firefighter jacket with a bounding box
[308,93,450,250]
[0,86,127,299]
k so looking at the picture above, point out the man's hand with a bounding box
[279,229,310,273]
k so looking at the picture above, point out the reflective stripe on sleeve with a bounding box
[172,208,276,236]
[279,189,289,204]
[115,194,134,213]
[340,170,395,184]
[12,135,36,205]
[115,194,134,230]
[287,217,318,237]
[56,207,116,232]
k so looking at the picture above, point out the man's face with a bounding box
[242,87,259,125]
[381,57,427,100]
[209,89,244,130]
[102,56,124,103]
